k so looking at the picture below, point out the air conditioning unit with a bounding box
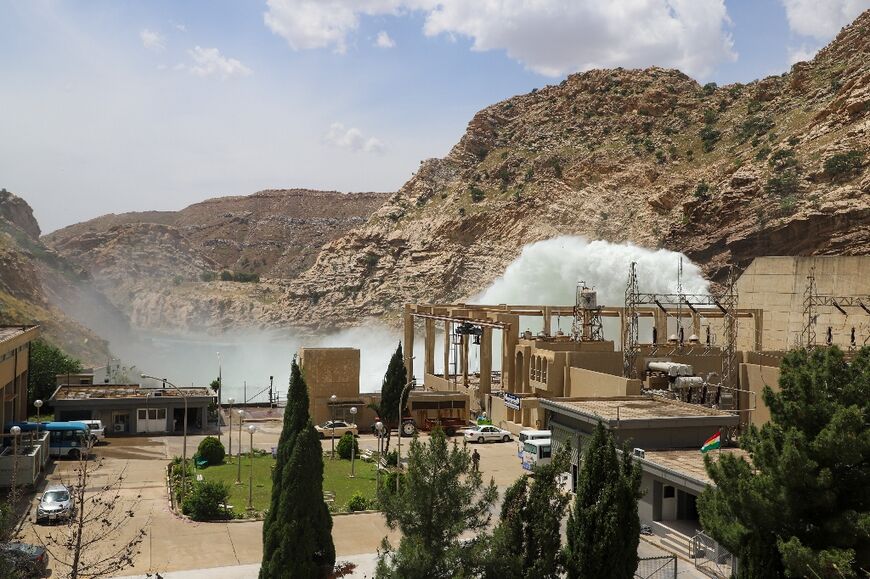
[114,424,124,432]
[633,448,645,459]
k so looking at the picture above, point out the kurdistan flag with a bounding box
[701,431,721,453]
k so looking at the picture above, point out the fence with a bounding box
[635,555,677,579]
[692,531,737,578]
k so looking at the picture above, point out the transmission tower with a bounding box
[720,267,739,395]
[623,262,640,378]
[801,267,818,350]
[572,281,604,342]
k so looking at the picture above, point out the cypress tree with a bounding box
[563,422,641,579]
[699,346,870,578]
[379,343,408,452]
[260,357,335,578]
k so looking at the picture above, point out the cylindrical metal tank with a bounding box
[647,361,694,377]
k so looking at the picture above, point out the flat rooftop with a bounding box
[52,384,214,401]
[640,448,747,486]
[545,396,735,421]
[0,325,37,345]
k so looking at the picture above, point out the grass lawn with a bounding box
[197,453,378,514]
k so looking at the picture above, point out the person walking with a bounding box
[472,449,480,473]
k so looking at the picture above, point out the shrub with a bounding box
[747,100,762,114]
[787,136,800,146]
[766,170,799,195]
[336,432,359,460]
[364,253,379,270]
[703,109,718,124]
[197,436,225,466]
[470,186,485,203]
[383,450,399,467]
[693,181,711,200]
[345,492,371,512]
[219,270,233,281]
[769,148,797,171]
[200,271,216,282]
[737,115,775,143]
[182,480,231,521]
[824,150,864,180]
[779,195,798,215]
[655,150,666,164]
[642,138,655,153]
[702,82,717,96]
[755,145,772,161]
[699,126,721,152]
[232,272,260,283]
[173,275,184,286]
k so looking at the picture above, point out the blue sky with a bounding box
[0,0,866,232]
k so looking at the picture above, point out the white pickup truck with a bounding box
[80,420,106,444]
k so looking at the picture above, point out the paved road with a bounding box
[16,424,707,578]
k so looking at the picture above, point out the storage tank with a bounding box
[577,285,597,309]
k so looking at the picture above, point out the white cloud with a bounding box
[184,46,252,79]
[171,21,187,32]
[263,0,735,78]
[325,122,385,153]
[140,28,165,52]
[780,0,869,39]
[787,44,818,64]
[375,30,396,48]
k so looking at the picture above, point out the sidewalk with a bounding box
[116,553,379,578]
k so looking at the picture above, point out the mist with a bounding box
[93,237,708,397]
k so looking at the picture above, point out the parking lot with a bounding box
[13,424,701,577]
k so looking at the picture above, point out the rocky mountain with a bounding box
[34,11,870,336]
[44,189,388,333]
[0,189,112,364]
[277,10,869,327]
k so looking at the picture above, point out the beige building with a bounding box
[0,325,39,427]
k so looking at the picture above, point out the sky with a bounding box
[1,0,867,233]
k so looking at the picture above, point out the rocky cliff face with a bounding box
[277,10,869,328]
[44,189,389,333]
[38,11,870,335]
[0,191,111,365]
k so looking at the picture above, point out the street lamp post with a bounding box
[227,398,235,462]
[142,374,189,500]
[34,400,43,432]
[9,425,20,508]
[329,394,337,459]
[396,381,414,493]
[375,421,384,490]
[236,409,245,484]
[247,424,257,511]
[349,407,358,478]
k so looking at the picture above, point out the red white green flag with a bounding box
[701,431,721,453]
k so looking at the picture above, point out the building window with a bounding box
[664,485,675,498]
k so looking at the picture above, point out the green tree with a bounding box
[260,357,335,578]
[563,422,642,579]
[379,343,409,453]
[699,347,870,578]
[196,436,225,465]
[28,339,83,410]
[376,429,498,578]
[484,445,571,579]
[336,432,359,460]
[182,480,231,521]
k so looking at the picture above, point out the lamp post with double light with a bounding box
[236,409,245,484]
[329,394,337,459]
[375,421,384,490]
[142,374,189,500]
[396,380,414,493]
[227,397,235,462]
[247,424,257,510]
[349,407,357,478]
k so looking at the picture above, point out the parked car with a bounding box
[464,425,513,444]
[80,419,105,444]
[0,542,48,576]
[314,420,358,439]
[36,483,75,524]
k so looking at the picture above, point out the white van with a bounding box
[521,438,552,471]
[80,420,105,444]
[517,429,551,458]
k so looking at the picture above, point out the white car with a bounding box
[314,420,358,439]
[464,425,513,444]
[80,420,105,444]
